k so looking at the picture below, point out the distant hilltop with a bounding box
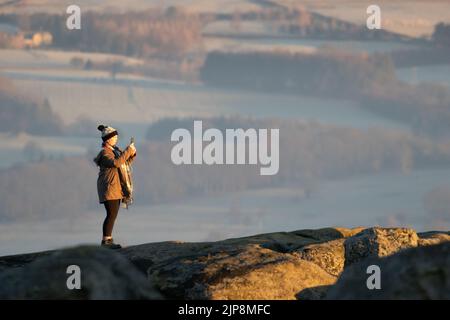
[0,226,449,299]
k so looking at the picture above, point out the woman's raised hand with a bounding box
[129,143,136,154]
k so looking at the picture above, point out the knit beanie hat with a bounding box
[97,125,118,142]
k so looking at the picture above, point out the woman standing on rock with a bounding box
[93,125,136,249]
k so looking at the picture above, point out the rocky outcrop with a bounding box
[0,246,162,300]
[132,243,335,300]
[296,227,422,277]
[326,242,450,299]
[120,227,365,299]
[297,239,346,277]
[344,227,419,266]
[194,250,336,300]
[0,226,448,300]
[0,250,54,273]
[417,231,450,247]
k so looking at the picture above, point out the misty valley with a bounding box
[0,0,449,257]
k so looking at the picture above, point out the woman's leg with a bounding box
[103,199,121,238]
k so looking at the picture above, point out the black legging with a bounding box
[103,199,121,237]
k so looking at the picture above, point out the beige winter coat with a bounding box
[94,145,136,203]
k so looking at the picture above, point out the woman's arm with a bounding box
[100,147,134,168]
[127,151,137,165]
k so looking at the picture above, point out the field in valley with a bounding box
[1,167,449,256]
[0,0,449,255]
[3,0,448,38]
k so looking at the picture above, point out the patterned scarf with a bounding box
[105,143,134,209]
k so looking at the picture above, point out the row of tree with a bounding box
[214,5,408,41]
[0,8,204,60]
[0,77,63,135]
[433,23,450,47]
[201,49,396,98]
[361,82,450,138]
[2,116,450,222]
[0,76,95,137]
[389,23,450,68]
[200,49,450,138]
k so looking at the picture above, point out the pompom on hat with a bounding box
[98,125,118,142]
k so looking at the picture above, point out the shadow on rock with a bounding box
[326,242,450,299]
[0,246,163,300]
[296,285,333,300]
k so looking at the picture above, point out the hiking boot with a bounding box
[101,238,122,249]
